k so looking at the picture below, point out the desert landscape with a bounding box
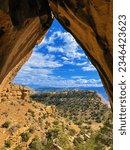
[0,84,112,150]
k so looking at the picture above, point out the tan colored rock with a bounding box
[0,83,30,100]
[17,91,22,96]
[11,91,17,96]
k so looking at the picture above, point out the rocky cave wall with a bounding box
[0,0,113,108]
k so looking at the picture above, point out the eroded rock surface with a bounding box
[0,0,113,108]
[0,84,30,102]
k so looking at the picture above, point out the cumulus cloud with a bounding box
[76,61,96,71]
[82,63,96,71]
[71,76,85,79]
[37,31,85,61]
[23,51,63,68]
[76,62,88,66]
[47,46,64,53]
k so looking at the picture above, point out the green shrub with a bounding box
[21,132,30,142]
[28,127,35,133]
[87,120,92,125]
[28,136,44,150]
[73,136,84,146]
[69,128,76,136]
[5,139,12,148]
[28,109,35,117]
[38,117,42,124]
[53,120,59,126]
[13,145,22,150]
[46,128,59,139]
[2,121,11,128]
[95,118,101,123]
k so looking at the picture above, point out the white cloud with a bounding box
[62,57,69,61]
[14,64,102,87]
[75,61,96,71]
[13,37,98,87]
[82,63,96,71]
[13,49,63,85]
[71,76,85,79]
[28,77,103,88]
[39,31,65,46]
[37,31,85,61]
[76,62,88,66]
[24,51,63,68]
[47,46,64,53]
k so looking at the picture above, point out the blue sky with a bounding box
[13,19,103,88]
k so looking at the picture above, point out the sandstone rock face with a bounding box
[0,84,30,102]
[0,0,53,90]
[0,1,113,108]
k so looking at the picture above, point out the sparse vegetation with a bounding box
[73,113,113,150]
[31,90,112,149]
[0,90,112,149]
[31,91,109,125]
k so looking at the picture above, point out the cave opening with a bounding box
[12,19,108,101]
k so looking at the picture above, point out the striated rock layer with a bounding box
[0,0,113,108]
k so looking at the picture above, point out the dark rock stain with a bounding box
[0,27,5,37]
